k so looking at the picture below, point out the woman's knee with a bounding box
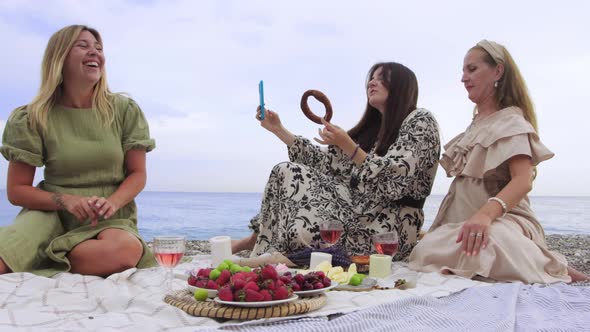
[99,229,143,270]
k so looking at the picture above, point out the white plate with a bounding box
[294,280,338,297]
[214,294,298,307]
[187,285,218,298]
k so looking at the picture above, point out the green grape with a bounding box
[194,288,209,301]
[209,269,221,280]
[217,263,229,271]
[349,275,362,286]
[230,264,242,274]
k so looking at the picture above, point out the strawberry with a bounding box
[276,280,285,288]
[217,269,231,286]
[259,289,272,301]
[279,275,291,284]
[272,285,290,300]
[197,268,211,278]
[232,272,247,281]
[260,265,279,281]
[232,278,246,290]
[218,286,233,301]
[244,272,259,283]
[244,281,260,292]
[245,289,265,302]
[261,279,276,290]
[195,279,208,288]
[206,280,219,290]
[187,274,197,286]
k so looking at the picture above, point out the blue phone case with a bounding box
[259,80,265,120]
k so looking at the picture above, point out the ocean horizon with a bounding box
[1,190,589,241]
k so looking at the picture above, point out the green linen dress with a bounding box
[0,94,157,277]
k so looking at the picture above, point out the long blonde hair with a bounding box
[472,43,538,132]
[27,25,114,131]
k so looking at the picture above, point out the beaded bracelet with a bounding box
[349,144,360,160]
[488,197,507,217]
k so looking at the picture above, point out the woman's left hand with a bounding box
[456,212,493,256]
[314,118,352,149]
[88,196,120,226]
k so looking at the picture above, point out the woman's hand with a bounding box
[456,212,493,256]
[314,118,353,149]
[61,194,98,224]
[88,196,121,225]
[256,106,282,134]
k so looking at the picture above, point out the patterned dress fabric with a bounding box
[409,107,570,284]
[0,94,157,277]
[250,109,441,260]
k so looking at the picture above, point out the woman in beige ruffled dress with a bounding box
[409,40,588,283]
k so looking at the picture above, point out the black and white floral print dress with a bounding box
[249,108,440,260]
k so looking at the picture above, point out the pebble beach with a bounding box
[151,234,590,278]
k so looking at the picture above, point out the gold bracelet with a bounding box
[488,197,507,217]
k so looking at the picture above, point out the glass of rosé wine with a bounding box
[372,231,399,257]
[153,235,186,292]
[319,221,344,247]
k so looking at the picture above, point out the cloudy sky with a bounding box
[0,0,588,196]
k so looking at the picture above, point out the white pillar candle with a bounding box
[309,252,332,269]
[209,236,232,267]
[369,254,392,278]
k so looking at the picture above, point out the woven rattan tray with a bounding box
[165,289,327,320]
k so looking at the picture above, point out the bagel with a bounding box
[300,89,333,124]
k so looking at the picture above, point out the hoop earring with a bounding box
[494,81,498,88]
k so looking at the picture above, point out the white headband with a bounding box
[477,40,505,64]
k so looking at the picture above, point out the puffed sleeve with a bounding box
[351,109,440,204]
[288,136,350,175]
[122,98,156,153]
[0,106,44,166]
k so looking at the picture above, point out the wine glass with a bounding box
[153,235,186,292]
[372,231,399,257]
[319,221,344,247]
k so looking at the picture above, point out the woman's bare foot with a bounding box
[568,266,589,282]
[232,233,257,253]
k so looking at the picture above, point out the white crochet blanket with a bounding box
[5,256,579,331]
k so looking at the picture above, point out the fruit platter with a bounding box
[186,260,337,306]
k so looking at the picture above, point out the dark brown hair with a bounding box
[347,62,419,156]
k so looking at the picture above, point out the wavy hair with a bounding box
[26,25,113,131]
[472,43,538,132]
[348,62,419,156]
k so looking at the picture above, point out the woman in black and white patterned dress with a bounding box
[232,62,441,260]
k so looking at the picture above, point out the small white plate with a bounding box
[214,294,298,307]
[187,285,218,298]
[294,280,338,297]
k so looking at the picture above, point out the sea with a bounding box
[0,191,588,240]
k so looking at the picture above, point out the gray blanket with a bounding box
[212,283,590,332]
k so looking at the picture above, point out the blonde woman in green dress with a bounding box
[0,25,156,277]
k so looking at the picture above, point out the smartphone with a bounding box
[258,80,265,120]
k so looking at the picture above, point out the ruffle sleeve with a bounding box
[121,98,156,153]
[440,107,553,179]
[0,106,44,166]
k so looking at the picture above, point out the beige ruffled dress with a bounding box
[409,107,570,284]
